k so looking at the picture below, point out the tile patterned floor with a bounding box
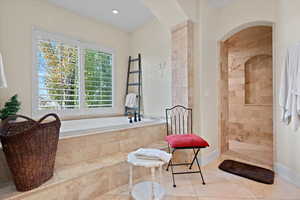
[96,155,300,200]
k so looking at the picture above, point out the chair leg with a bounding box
[169,159,176,187]
[194,148,206,185]
[168,149,176,187]
[166,160,171,171]
[189,148,200,170]
[166,146,171,171]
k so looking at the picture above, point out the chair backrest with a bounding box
[165,105,193,136]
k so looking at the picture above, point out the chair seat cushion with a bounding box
[165,134,209,148]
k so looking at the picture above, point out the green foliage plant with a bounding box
[0,95,21,120]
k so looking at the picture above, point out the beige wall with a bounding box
[0,0,130,118]
[196,0,219,156]
[130,19,172,118]
[141,0,187,28]
[176,0,198,22]
[195,0,277,157]
[216,0,277,40]
[197,0,300,185]
[276,0,300,182]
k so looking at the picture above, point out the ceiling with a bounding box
[47,0,154,32]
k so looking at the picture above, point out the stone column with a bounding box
[219,42,229,153]
[171,20,193,108]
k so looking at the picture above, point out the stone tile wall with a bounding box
[219,42,230,153]
[171,21,193,108]
[245,55,273,105]
[225,26,273,146]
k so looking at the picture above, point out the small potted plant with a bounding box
[0,95,21,121]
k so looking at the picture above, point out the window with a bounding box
[33,29,114,116]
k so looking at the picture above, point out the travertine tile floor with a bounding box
[96,154,300,200]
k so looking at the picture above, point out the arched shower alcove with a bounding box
[218,21,275,169]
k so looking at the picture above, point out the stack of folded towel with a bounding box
[125,93,138,108]
[133,148,172,163]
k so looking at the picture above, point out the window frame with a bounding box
[32,27,116,118]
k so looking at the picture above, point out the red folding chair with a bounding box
[165,105,209,187]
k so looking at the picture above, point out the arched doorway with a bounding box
[218,23,274,169]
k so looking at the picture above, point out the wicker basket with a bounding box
[0,114,61,192]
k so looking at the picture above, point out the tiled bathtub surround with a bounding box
[171,21,194,107]
[0,122,167,200]
[55,123,165,168]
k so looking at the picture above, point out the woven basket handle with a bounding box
[1,115,39,127]
[38,113,60,124]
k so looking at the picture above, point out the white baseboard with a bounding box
[274,162,300,187]
[199,150,220,166]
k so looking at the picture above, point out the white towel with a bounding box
[125,93,137,108]
[279,43,300,131]
[134,148,172,163]
[0,53,7,88]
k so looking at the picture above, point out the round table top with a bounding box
[127,152,166,168]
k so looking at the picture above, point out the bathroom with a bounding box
[0,0,300,199]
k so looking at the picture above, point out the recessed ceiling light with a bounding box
[112,9,119,15]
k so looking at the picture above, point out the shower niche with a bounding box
[244,54,273,106]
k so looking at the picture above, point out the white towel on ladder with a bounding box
[125,93,137,108]
[0,53,7,88]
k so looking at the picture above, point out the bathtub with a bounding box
[60,116,164,139]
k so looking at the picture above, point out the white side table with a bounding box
[127,151,167,200]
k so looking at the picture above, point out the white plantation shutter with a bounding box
[33,29,114,115]
[84,49,113,108]
[36,39,80,110]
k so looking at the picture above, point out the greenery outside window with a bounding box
[32,28,114,117]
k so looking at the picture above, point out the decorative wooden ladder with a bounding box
[125,54,142,118]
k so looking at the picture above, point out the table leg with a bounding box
[129,165,133,193]
[159,165,162,184]
[151,167,155,200]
